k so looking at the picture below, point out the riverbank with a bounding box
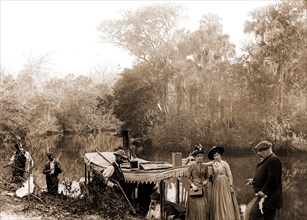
[0,176,142,220]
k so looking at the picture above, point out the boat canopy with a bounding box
[84,152,188,184]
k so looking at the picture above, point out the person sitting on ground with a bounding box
[146,192,161,220]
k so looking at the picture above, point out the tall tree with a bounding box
[244,0,306,116]
[243,0,306,147]
[97,3,184,62]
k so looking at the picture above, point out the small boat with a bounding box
[84,150,189,219]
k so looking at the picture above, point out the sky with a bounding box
[0,1,277,78]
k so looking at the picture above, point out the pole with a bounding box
[160,180,165,220]
[84,163,87,185]
[111,179,136,214]
[96,149,112,164]
[176,178,180,204]
[28,171,31,204]
[95,149,136,214]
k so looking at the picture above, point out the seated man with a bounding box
[102,149,127,189]
[146,192,161,220]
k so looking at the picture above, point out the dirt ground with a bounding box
[0,174,143,220]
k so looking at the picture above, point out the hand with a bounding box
[230,186,234,193]
[256,191,267,198]
[202,180,208,186]
[246,178,253,186]
[113,184,120,189]
[191,183,198,191]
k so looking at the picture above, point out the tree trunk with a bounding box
[276,61,285,118]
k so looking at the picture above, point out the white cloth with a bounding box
[102,165,115,187]
[102,166,115,178]
[50,160,55,174]
[259,197,265,214]
[146,203,161,220]
[16,175,34,198]
[24,151,33,173]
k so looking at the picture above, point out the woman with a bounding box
[207,146,240,220]
[186,146,209,220]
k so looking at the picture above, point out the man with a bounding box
[5,142,33,183]
[246,141,282,220]
[43,152,62,195]
[102,149,127,190]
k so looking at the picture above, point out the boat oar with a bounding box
[95,149,112,164]
[111,178,136,214]
[95,149,136,214]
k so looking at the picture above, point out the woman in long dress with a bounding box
[185,146,210,220]
[207,146,240,220]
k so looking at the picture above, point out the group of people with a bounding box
[100,140,282,220]
[5,140,282,220]
[186,145,240,220]
[186,140,282,220]
[4,142,62,195]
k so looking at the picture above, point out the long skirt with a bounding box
[186,188,207,220]
[209,175,240,220]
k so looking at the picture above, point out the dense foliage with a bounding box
[97,1,306,153]
[0,61,120,145]
[1,1,306,154]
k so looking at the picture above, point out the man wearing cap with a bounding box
[246,141,282,220]
[102,149,127,190]
[43,152,62,195]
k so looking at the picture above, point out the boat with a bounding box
[83,149,189,219]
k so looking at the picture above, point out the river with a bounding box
[7,132,307,220]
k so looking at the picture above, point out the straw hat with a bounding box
[113,149,127,159]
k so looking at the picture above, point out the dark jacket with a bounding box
[43,160,62,194]
[253,153,282,209]
[12,150,27,177]
[110,161,125,185]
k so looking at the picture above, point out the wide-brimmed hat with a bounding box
[208,146,224,160]
[114,149,127,159]
[191,146,204,157]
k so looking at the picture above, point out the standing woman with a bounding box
[208,146,240,220]
[186,146,209,220]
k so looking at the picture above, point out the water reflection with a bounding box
[18,133,307,219]
[26,132,122,187]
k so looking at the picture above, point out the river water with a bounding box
[4,132,306,220]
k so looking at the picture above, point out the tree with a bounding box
[244,0,306,116]
[0,73,29,141]
[97,3,184,62]
[97,3,186,137]
[243,0,306,148]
